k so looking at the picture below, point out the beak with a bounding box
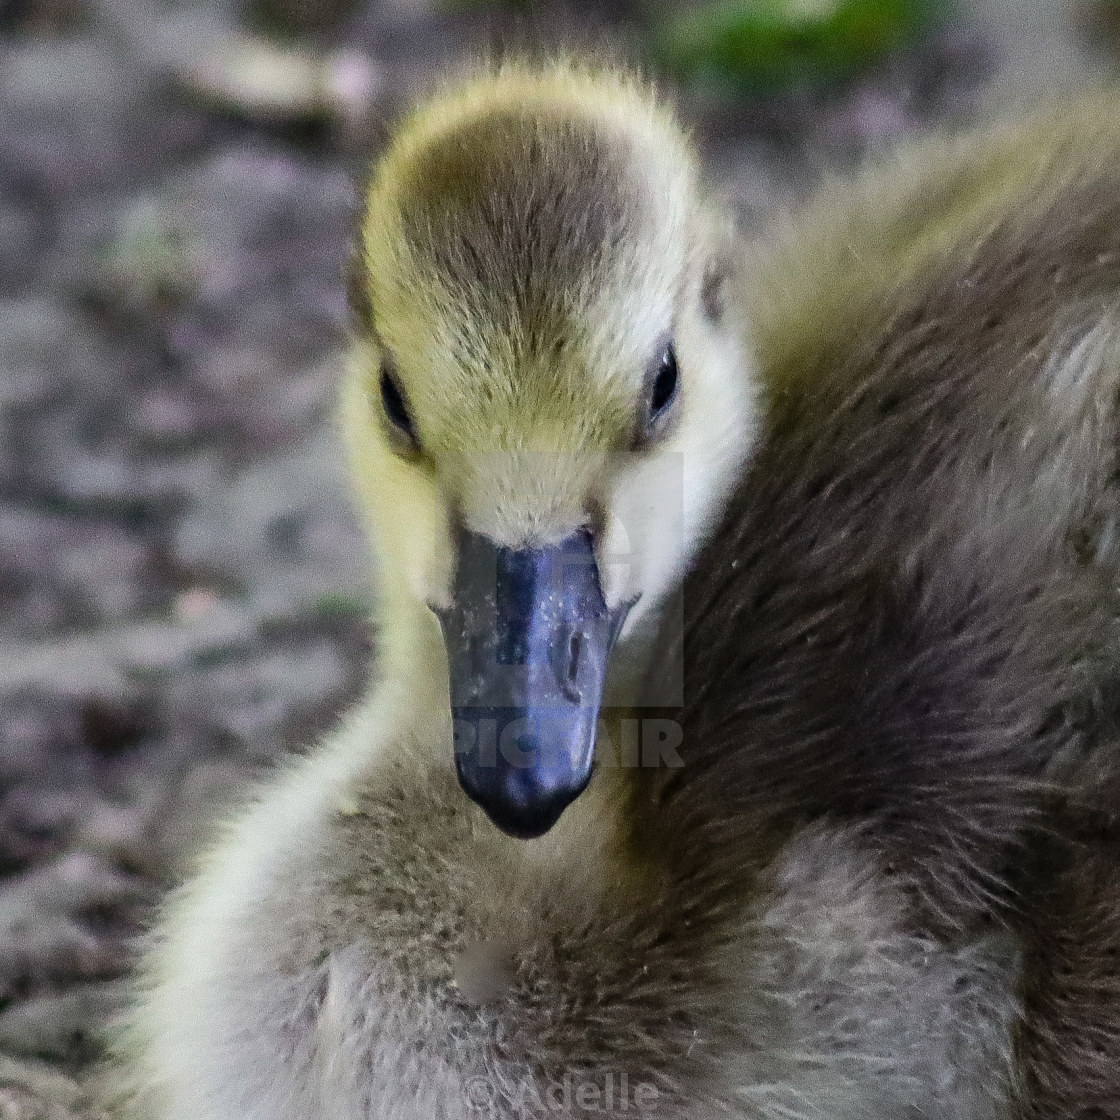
[434,528,633,838]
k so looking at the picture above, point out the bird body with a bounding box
[111,66,1120,1119]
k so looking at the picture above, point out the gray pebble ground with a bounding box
[0,0,1111,1112]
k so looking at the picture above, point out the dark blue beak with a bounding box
[435,528,632,838]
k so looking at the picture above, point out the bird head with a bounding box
[343,61,755,836]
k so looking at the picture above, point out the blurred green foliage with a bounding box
[314,591,373,618]
[653,0,948,93]
[440,0,949,93]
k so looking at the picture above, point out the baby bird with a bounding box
[111,61,1120,1119]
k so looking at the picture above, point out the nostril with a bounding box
[567,630,583,682]
[559,629,584,702]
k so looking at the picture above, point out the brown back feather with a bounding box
[639,162,1120,1104]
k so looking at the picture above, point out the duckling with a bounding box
[110,61,1120,1120]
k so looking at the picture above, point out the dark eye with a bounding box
[643,342,680,438]
[379,364,418,448]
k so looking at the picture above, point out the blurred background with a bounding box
[0,0,1117,1111]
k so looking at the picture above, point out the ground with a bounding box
[0,0,1113,1113]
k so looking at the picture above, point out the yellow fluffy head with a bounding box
[344,60,754,657]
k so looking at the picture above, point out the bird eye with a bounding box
[379,363,419,450]
[642,342,680,440]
